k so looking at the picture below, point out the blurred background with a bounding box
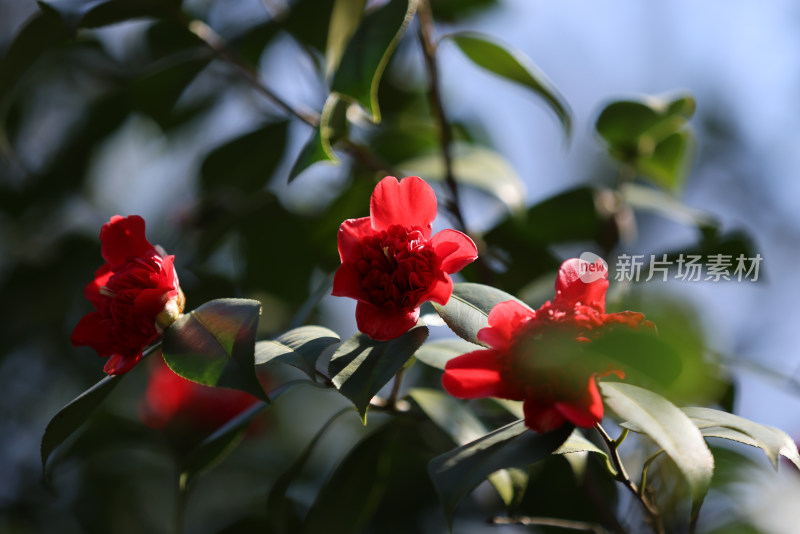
[2,0,800,532]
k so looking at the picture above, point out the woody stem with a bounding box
[596,423,665,534]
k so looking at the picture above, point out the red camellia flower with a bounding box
[333,176,478,340]
[139,358,258,433]
[442,258,653,433]
[71,215,185,375]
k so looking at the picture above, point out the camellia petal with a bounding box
[355,300,420,341]
[554,258,609,313]
[71,312,114,356]
[99,215,155,268]
[332,262,371,302]
[477,300,535,349]
[554,377,605,428]
[523,398,568,434]
[442,349,516,399]
[425,274,454,307]
[369,176,437,238]
[432,229,479,273]
[337,217,373,263]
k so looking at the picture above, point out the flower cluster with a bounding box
[72,215,184,375]
[442,258,652,433]
[333,176,478,340]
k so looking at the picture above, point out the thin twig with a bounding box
[490,516,611,533]
[185,18,321,127]
[596,423,665,534]
[386,368,405,410]
[416,0,467,234]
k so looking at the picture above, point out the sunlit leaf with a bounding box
[599,382,714,516]
[447,31,571,138]
[554,428,615,478]
[329,324,429,422]
[621,182,716,229]
[325,0,368,78]
[331,0,417,122]
[408,388,525,507]
[636,130,695,191]
[201,121,289,194]
[162,299,268,401]
[255,325,340,378]
[399,143,526,212]
[428,420,572,528]
[432,283,529,346]
[414,338,482,370]
[684,407,800,471]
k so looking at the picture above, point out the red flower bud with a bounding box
[333,176,478,340]
[71,215,184,375]
[442,258,652,433]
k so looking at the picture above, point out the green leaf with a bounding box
[407,388,525,507]
[428,420,572,528]
[267,407,353,534]
[162,298,268,401]
[399,143,526,212]
[432,283,530,346]
[40,374,122,479]
[554,428,615,478]
[201,121,289,194]
[585,328,682,387]
[599,382,714,516]
[621,182,716,229]
[414,338,482,370]
[635,130,695,191]
[447,31,572,139]
[287,94,345,182]
[328,324,429,422]
[39,0,181,32]
[180,402,267,490]
[683,407,800,471]
[0,9,69,117]
[325,0,368,78]
[331,0,417,122]
[255,325,340,378]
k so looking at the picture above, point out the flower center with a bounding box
[356,225,438,311]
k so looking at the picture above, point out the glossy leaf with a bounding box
[162,299,268,401]
[40,374,122,479]
[329,324,429,422]
[201,121,289,194]
[432,283,530,346]
[331,0,417,122]
[408,388,524,507]
[428,420,572,528]
[325,0,368,78]
[684,407,800,470]
[554,428,615,478]
[636,130,694,191]
[599,382,714,516]
[399,143,526,212]
[255,325,340,378]
[414,338,482,370]
[448,32,572,138]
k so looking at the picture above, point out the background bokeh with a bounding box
[2,0,800,532]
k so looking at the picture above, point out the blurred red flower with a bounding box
[71,215,184,375]
[333,176,478,340]
[139,357,258,433]
[442,258,652,433]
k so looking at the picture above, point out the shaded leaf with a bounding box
[180,402,267,490]
[41,374,122,479]
[287,94,346,182]
[267,407,353,534]
[433,283,529,346]
[430,0,497,22]
[325,0,368,78]
[621,182,716,229]
[428,420,572,528]
[399,143,526,212]
[636,130,695,191]
[599,382,714,516]
[162,299,268,401]
[586,328,682,387]
[255,325,340,378]
[331,0,417,122]
[201,121,289,194]
[414,338,482,370]
[39,0,181,32]
[408,388,524,507]
[448,31,571,138]
[329,324,429,422]
[554,428,615,478]
[684,407,800,470]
